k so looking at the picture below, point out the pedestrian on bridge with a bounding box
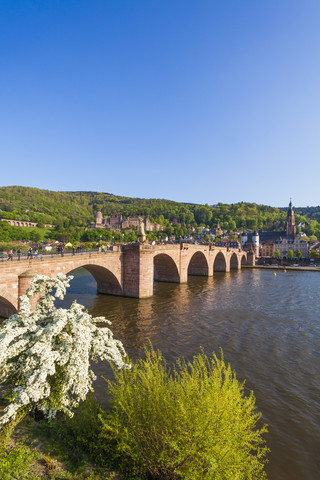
[17,248,21,260]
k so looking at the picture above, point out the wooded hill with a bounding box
[0,186,320,238]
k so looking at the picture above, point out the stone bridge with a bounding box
[0,243,253,318]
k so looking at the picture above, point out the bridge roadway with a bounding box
[0,243,253,318]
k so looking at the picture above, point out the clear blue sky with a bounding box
[1,0,319,207]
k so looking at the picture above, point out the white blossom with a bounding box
[0,273,130,427]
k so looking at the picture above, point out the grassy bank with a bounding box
[1,399,119,480]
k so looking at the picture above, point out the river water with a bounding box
[35,268,320,478]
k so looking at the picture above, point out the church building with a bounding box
[242,200,309,259]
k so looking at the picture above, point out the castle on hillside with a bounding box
[89,212,164,232]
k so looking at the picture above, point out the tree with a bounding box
[102,348,269,480]
[296,249,302,260]
[310,249,319,259]
[29,230,41,243]
[60,233,69,243]
[158,214,165,225]
[228,220,237,232]
[274,249,281,259]
[288,250,294,259]
[246,218,257,230]
[0,274,129,427]
[165,225,174,236]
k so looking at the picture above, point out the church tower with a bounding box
[286,200,296,238]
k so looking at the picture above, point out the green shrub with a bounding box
[101,348,269,480]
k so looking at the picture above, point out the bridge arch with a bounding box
[230,253,239,270]
[213,251,227,272]
[0,288,18,318]
[241,254,247,266]
[154,253,180,283]
[69,264,123,296]
[188,251,209,276]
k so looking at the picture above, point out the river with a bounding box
[8,266,320,479]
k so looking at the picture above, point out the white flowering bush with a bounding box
[0,274,130,427]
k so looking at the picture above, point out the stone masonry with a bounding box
[0,245,250,317]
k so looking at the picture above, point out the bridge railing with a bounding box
[0,243,246,263]
[0,248,118,262]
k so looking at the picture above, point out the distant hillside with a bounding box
[0,186,197,228]
[0,186,319,237]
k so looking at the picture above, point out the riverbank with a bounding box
[0,413,121,480]
[243,264,320,272]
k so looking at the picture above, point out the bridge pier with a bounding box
[122,245,154,298]
[179,246,190,283]
[18,269,39,311]
[18,269,35,298]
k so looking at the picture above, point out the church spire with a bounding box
[286,199,296,238]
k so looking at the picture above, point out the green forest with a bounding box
[0,186,319,244]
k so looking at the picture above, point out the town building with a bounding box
[241,200,311,259]
[273,236,309,259]
[260,241,274,257]
[211,223,223,236]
